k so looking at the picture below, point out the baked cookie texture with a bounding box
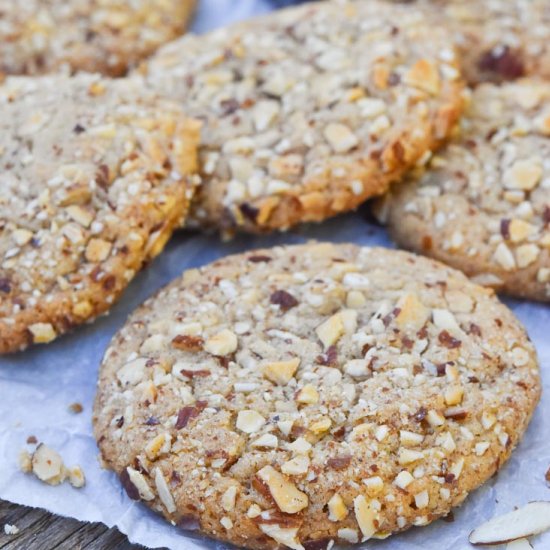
[94,243,540,550]
[0,0,196,76]
[142,0,464,234]
[377,80,550,302]
[0,74,201,354]
[409,0,550,85]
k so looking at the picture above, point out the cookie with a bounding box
[0,0,196,77]
[93,242,540,550]
[405,0,550,84]
[0,74,200,354]
[377,80,550,302]
[142,0,464,234]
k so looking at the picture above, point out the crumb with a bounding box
[18,449,32,473]
[26,435,37,445]
[3,524,19,535]
[19,444,86,489]
[68,402,83,414]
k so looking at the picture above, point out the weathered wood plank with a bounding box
[0,500,148,550]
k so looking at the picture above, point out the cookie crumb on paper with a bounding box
[19,444,86,489]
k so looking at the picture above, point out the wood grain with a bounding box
[0,499,150,549]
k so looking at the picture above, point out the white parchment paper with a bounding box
[0,3,549,549]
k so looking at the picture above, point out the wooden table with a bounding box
[0,500,150,549]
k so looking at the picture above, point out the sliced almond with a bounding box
[354,495,378,541]
[506,539,534,550]
[469,501,550,545]
[256,465,308,514]
[126,467,155,501]
[258,524,304,550]
[154,468,176,514]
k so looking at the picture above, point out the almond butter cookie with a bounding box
[93,243,540,550]
[142,0,464,235]
[377,80,550,302]
[403,0,550,85]
[0,74,200,354]
[0,0,196,76]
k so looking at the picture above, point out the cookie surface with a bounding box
[378,80,550,302]
[93,243,540,550]
[0,0,196,76]
[411,0,550,84]
[0,74,200,353]
[142,0,463,234]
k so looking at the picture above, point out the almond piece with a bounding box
[414,490,429,509]
[236,410,266,434]
[394,470,414,489]
[444,384,464,406]
[508,219,537,243]
[31,444,65,485]
[221,486,238,512]
[309,417,332,434]
[493,243,517,271]
[399,430,424,446]
[66,205,93,227]
[516,244,540,269]
[395,293,430,330]
[398,448,424,465]
[323,123,359,153]
[328,493,348,521]
[263,358,300,385]
[256,465,308,514]
[85,238,112,263]
[469,501,550,545]
[296,385,319,405]
[403,59,441,95]
[427,410,446,427]
[204,329,238,356]
[145,433,171,461]
[258,524,304,550]
[28,323,57,344]
[506,539,534,549]
[68,466,86,488]
[12,228,33,246]
[154,468,176,513]
[281,455,310,476]
[126,467,154,501]
[504,158,543,191]
[354,495,378,541]
[316,312,345,347]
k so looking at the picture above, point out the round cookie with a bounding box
[0,0,196,77]
[142,0,464,234]
[93,243,540,550]
[406,0,550,85]
[0,74,200,354]
[377,80,550,302]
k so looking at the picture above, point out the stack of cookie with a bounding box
[0,1,548,549]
